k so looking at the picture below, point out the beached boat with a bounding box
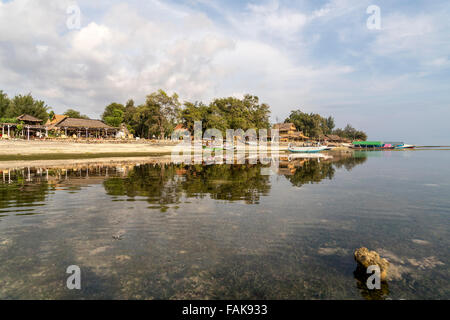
[287,143,327,153]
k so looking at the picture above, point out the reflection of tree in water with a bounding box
[285,159,335,187]
[0,172,51,212]
[331,154,368,171]
[103,164,271,207]
[285,154,367,187]
[103,164,182,211]
[181,164,270,204]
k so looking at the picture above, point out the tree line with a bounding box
[100,89,271,139]
[0,90,89,123]
[285,110,367,141]
[1,89,367,141]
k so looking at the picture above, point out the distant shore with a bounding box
[0,140,284,167]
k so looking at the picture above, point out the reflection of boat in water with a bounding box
[287,153,333,161]
[202,143,234,151]
[288,143,327,153]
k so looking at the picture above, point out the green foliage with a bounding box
[102,102,125,127]
[0,117,18,124]
[285,109,367,141]
[126,90,181,138]
[16,122,24,132]
[0,90,10,118]
[179,94,271,135]
[285,110,332,138]
[0,88,368,142]
[333,124,367,141]
[63,109,89,119]
[5,93,49,121]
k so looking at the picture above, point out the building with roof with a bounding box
[17,114,44,125]
[1,114,46,139]
[272,122,308,142]
[46,115,118,138]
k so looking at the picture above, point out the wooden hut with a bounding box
[272,123,308,142]
[46,116,117,138]
[1,114,45,139]
[17,114,43,125]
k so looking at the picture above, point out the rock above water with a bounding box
[354,247,390,281]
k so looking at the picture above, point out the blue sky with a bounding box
[0,0,449,144]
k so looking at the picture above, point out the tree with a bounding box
[0,90,10,118]
[244,94,271,130]
[333,124,367,141]
[181,101,206,133]
[64,109,89,119]
[325,116,335,134]
[123,99,137,134]
[285,110,335,138]
[6,93,49,121]
[102,102,125,127]
[144,90,181,138]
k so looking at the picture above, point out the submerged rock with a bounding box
[354,247,390,281]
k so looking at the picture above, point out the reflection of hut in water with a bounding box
[277,158,308,175]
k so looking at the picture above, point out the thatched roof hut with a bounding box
[49,117,113,130]
[17,114,43,124]
[273,122,296,132]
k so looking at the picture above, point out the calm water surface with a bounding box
[0,150,449,299]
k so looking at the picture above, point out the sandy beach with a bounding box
[0,140,177,155]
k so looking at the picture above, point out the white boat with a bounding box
[288,143,328,153]
[395,144,416,149]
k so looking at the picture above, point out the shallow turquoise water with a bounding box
[0,150,449,299]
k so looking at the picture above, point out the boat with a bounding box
[287,143,327,153]
[352,141,415,150]
[395,144,416,149]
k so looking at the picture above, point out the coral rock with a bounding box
[354,247,390,281]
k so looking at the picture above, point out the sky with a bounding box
[0,0,449,144]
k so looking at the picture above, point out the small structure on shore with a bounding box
[272,123,308,142]
[1,114,46,139]
[17,114,43,125]
[116,123,133,139]
[172,124,190,140]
